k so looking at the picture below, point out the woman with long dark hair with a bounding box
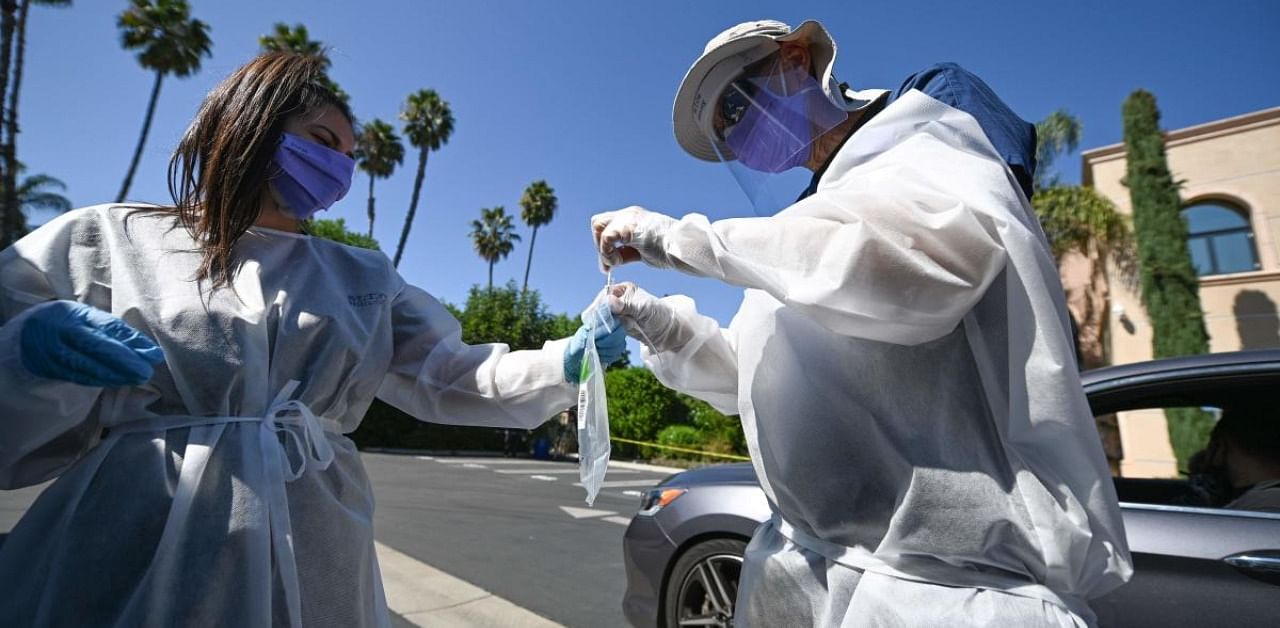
[0,51,624,626]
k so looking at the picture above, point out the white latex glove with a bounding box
[607,282,694,354]
[591,206,677,269]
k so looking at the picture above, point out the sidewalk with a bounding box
[377,542,563,627]
[1,481,564,628]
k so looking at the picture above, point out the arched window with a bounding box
[1182,201,1259,276]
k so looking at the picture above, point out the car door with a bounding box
[1093,501,1280,626]
[1085,375,1280,627]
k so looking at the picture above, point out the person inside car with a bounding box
[1189,405,1280,513]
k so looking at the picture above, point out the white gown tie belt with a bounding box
[105,379,339,479]
[770,514,1090,622]
[102,380,337,627]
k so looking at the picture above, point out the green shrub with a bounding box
[605,367,685,456]
[352,283,585,452]
[350,398,517,451]
[306,218,381,250]
[682,395,746,455]
[657,424,705,449]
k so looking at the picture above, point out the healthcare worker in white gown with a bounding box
[594,20,1132,627]
[0,51,625,627]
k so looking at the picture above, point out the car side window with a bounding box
[1104,404,1280,515]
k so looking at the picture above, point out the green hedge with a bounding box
[349,398,516,451]
[605,367,747,461]
[683,394,746,455]
[657,424,704,448]
[349,283,581,452]
[604,367,685,445]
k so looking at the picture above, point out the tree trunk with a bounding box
[1084,244,1123,475]
[522,225,538,293]
[0,0,17,248]
[2,0,28,244]
[116,71,164,203]
[487,261,494,292]
[366,172,375,238]
[1077,245,1110,371]
[1060,244,1124,475]
[393,146,429,268]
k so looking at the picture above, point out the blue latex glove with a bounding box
[564,309,627,384]
[20,300,166,387]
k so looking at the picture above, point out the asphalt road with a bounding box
[0,452,673,627]
[366,453,673,626]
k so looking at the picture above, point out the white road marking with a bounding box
[436,458,558,465]
[559,506,617,519]
[621,490,644,497]
[573,479,663,488]
[461,463,487,469]
[494,468,638,475]
[602,516,633,526]
[529,475,558,481]
[375,541,564,627]
[415,456,435,461]
[607,459,686,473]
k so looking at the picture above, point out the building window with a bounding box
[1182,201,1259,276]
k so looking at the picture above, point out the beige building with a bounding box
[1078,106,1280,477]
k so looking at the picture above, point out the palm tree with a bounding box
[518,180,557,293]
[394,89,454,268]
[258,22,323,57]
[115,0,211,203]
[15,165,71,234]
[1031,110,1132,473]
[1034,186,1134,364]
[0,1,17,246]
[2,1,71,246]
[1034,109,1082,193]
[1032,111,1134,365]
[1036,184,1134,476]
[1,161,72,236]
[354,119,404,238]
[469,206,521,291]
[257,22,347,102]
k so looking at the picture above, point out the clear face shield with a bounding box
[704,52,850,216]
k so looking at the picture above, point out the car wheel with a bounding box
[663,538,746,628]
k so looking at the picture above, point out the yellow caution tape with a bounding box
[609,436,751,461]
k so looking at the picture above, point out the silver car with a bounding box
[622,350,1280,627]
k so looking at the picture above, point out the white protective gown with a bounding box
[0,205,575,627]
[644,90,1132,626]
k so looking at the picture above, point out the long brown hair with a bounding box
[166,51,353,289]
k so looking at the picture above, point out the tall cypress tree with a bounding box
[1122,89,1212,471]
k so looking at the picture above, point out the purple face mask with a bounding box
[723,84,825,174]
[269,132,355,220]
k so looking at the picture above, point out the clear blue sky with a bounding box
[19,0,1280,334]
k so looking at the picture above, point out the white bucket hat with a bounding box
[673,19,881,162]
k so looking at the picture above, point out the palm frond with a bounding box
[117,0,212,76]
[401,89,455,151]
